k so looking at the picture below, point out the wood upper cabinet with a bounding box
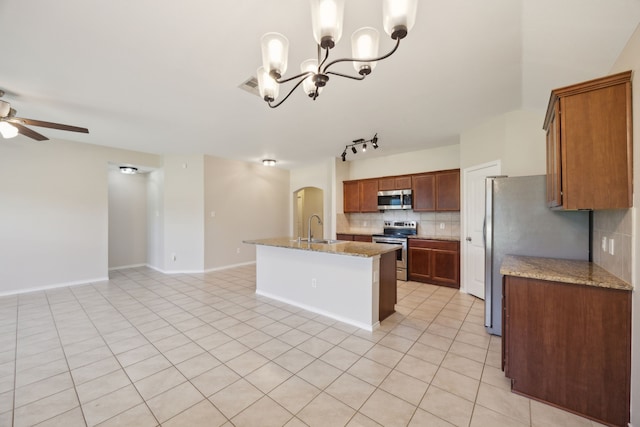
[413,169,460,212]
[378,175,412,191]
[359,179,379,212]
[543,70,633,209]
[408,239,460,288]
[343,179,378,213]
[343,181,360,213]
[503,275,631,426]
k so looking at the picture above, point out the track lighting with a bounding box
[341,133,379,161]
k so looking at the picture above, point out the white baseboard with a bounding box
[203,261,256,273]
[108,263,146,271]
[0,276,110,297]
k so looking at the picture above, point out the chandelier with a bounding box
[257,0,418,108]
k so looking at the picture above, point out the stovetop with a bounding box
[373,221,417,238]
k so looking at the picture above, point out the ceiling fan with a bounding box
[0,90,89,141]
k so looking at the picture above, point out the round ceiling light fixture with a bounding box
[119,166,138,174]
[262,159,277,166]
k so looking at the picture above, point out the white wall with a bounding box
[348,144,461,180]
[610,22,639,427]
[146,169,164,271]
[108,169,147,269]
[460,109,546,176]
[204,155,289,270]
[163,155,205,273]
[0,138,161,295]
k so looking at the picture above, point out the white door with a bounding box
[463,161,501,299]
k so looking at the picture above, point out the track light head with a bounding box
[351,146,357,154]
[341,151,347,161]
[362,143,367,152]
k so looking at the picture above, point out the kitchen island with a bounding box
[243,237,401,331]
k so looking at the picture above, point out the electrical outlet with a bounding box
[172,253,176,262]
[236,248,240,254]
[601,236,607,251]
[311,278,317,288]
[439,223,446,230]
[609,239,615,255]
[210,211,216,217]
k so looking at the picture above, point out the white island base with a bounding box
[254,244,397,331]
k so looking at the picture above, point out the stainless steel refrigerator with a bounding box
[484,175,589,336]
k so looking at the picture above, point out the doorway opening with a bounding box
[293,187,324,240]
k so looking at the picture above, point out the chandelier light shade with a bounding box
[382,0,418,39]
[310,0,345,49]
[256,0,418,108]
[0,122,18,139]
[351,27,380,74]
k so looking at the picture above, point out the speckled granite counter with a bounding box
[243,237,401,258]
[500,255,632,291]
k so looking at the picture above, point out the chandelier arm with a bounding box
[318,45,330,70]
[321,37,401,74]
[266,76,309,108]
[325,71,366,81]
[275,70,314,85]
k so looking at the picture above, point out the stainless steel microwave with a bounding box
[377,189,412,210]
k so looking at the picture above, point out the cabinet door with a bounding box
[546,103,562,207]
[336,233,354,241]
[436,170,460,211]
[408,247,431,281]
[359,180,379,212]
[430,249,459,287]
[353,235,372,242]
[378,177,395,191]
[343,181,360,213]
[412,174,435,211]
[395,176,412,189]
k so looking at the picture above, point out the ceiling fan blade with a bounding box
[10,117,89,133]
[10,122,49,141]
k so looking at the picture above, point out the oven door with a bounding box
[372,236,407,269]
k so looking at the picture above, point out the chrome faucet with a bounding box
[308,214,323,242]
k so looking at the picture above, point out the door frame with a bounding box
[461,160,501,296]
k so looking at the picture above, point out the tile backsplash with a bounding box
[592,209,632,284]
[338,211,461,239]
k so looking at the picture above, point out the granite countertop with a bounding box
[500,255,632,291]
[243,237,401,258]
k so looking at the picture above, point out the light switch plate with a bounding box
[602,236,607,251]
[609,239,615,255]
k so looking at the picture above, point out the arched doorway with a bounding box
[293,187,324,240]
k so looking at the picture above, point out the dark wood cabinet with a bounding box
[543,71,633,209]
[343,180,378,213]
[413,169,460,212]
[336,233,372,242]
[503,275,631,426]
[343,181,360,213]
[359,179,379,212]
[408,239,459,288]
[379,175,412,191]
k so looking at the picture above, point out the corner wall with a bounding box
[0,138,161,295]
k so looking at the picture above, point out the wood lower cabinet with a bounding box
[336,233,372,242]
[543,70,632,209]
[408,239,459,288]
[503,275,631,427]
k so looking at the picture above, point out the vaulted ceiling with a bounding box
[1,0,639,168]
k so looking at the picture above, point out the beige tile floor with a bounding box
[0,265,607,427]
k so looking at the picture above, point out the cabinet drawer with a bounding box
[409,239,458,251]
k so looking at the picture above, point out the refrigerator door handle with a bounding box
[484,178,494,329]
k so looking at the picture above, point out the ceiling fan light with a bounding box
[0,100,11,118]
[261,32,289,78]
[351,27,379,74]
[310,0,345,49]
[0,122,18,139]
[257,67,279,102]
[382,0,418,39]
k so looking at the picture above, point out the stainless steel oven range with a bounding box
[372,221,417,281]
